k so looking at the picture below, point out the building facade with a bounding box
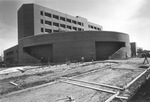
[18,4,102,39]
[18,31,131,64]
[4,3,131,66]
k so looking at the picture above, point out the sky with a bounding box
[0,0,150,55]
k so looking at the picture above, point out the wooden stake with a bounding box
[124,68,150,89]
[61,80,116,94]
[68,78,123,90]
[115,96,128,100]
[105,91,119,102]
[9,81,18,86]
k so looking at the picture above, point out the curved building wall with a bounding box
[18,31,131,64]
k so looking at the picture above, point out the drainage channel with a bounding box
[128,70,150,102]
[128,78,150,102]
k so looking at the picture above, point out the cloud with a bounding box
[99,0,145,29]
[0,0,20,26]
[0,0,20,53]
[121,0,150,50]
[0,22,17,52]
[133,0,150,19]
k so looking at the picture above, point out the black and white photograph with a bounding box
[0,0,150,102]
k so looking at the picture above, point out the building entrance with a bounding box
[95,41,125,60]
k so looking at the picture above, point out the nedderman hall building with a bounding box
[4,3,135,66]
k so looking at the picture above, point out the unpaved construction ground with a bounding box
[0,58,150,102]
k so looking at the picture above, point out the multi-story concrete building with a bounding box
[18,4,102,39]
[4,3,131,66]
[4,45,18,66]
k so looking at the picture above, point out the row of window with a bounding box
[40,11,84,26]
[6,58,14,63]
[41,19,84,30]
[88,25,101,30]
[41,28,60,33]
[6,51,14,56]
[41,26,84,33]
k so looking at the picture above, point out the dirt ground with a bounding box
[0,58,149,102]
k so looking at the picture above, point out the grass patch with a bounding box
[62,72,82,77]
[35,70,54,76]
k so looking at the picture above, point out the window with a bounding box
[97,28,101,30]
[78,22,82,26]
[91,26,93,29]
[41,28,44,32]
[6,51,14,56]
[67,18,71,23]
[78,28,81,31]
[45,29,52,33]
[53,22,59,27]
[72,20,77,24]
[6,58,13,62]
[60,24,66,28]
[67,25,71,29]
[88,25,91,28]
[45,20,52,26]
[41,19,44,24]
[53,14,59,20]
[73,27,77,30]
[60,16,65,21]
[40,11,43,16]
[81,23,84,26]
[94,27,97,29]
[45,12,51,18]
[53,30,59,32]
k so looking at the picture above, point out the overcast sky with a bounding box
[0,0,150,55]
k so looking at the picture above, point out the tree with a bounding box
[137,48,143,57]
[137,48,143,54]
